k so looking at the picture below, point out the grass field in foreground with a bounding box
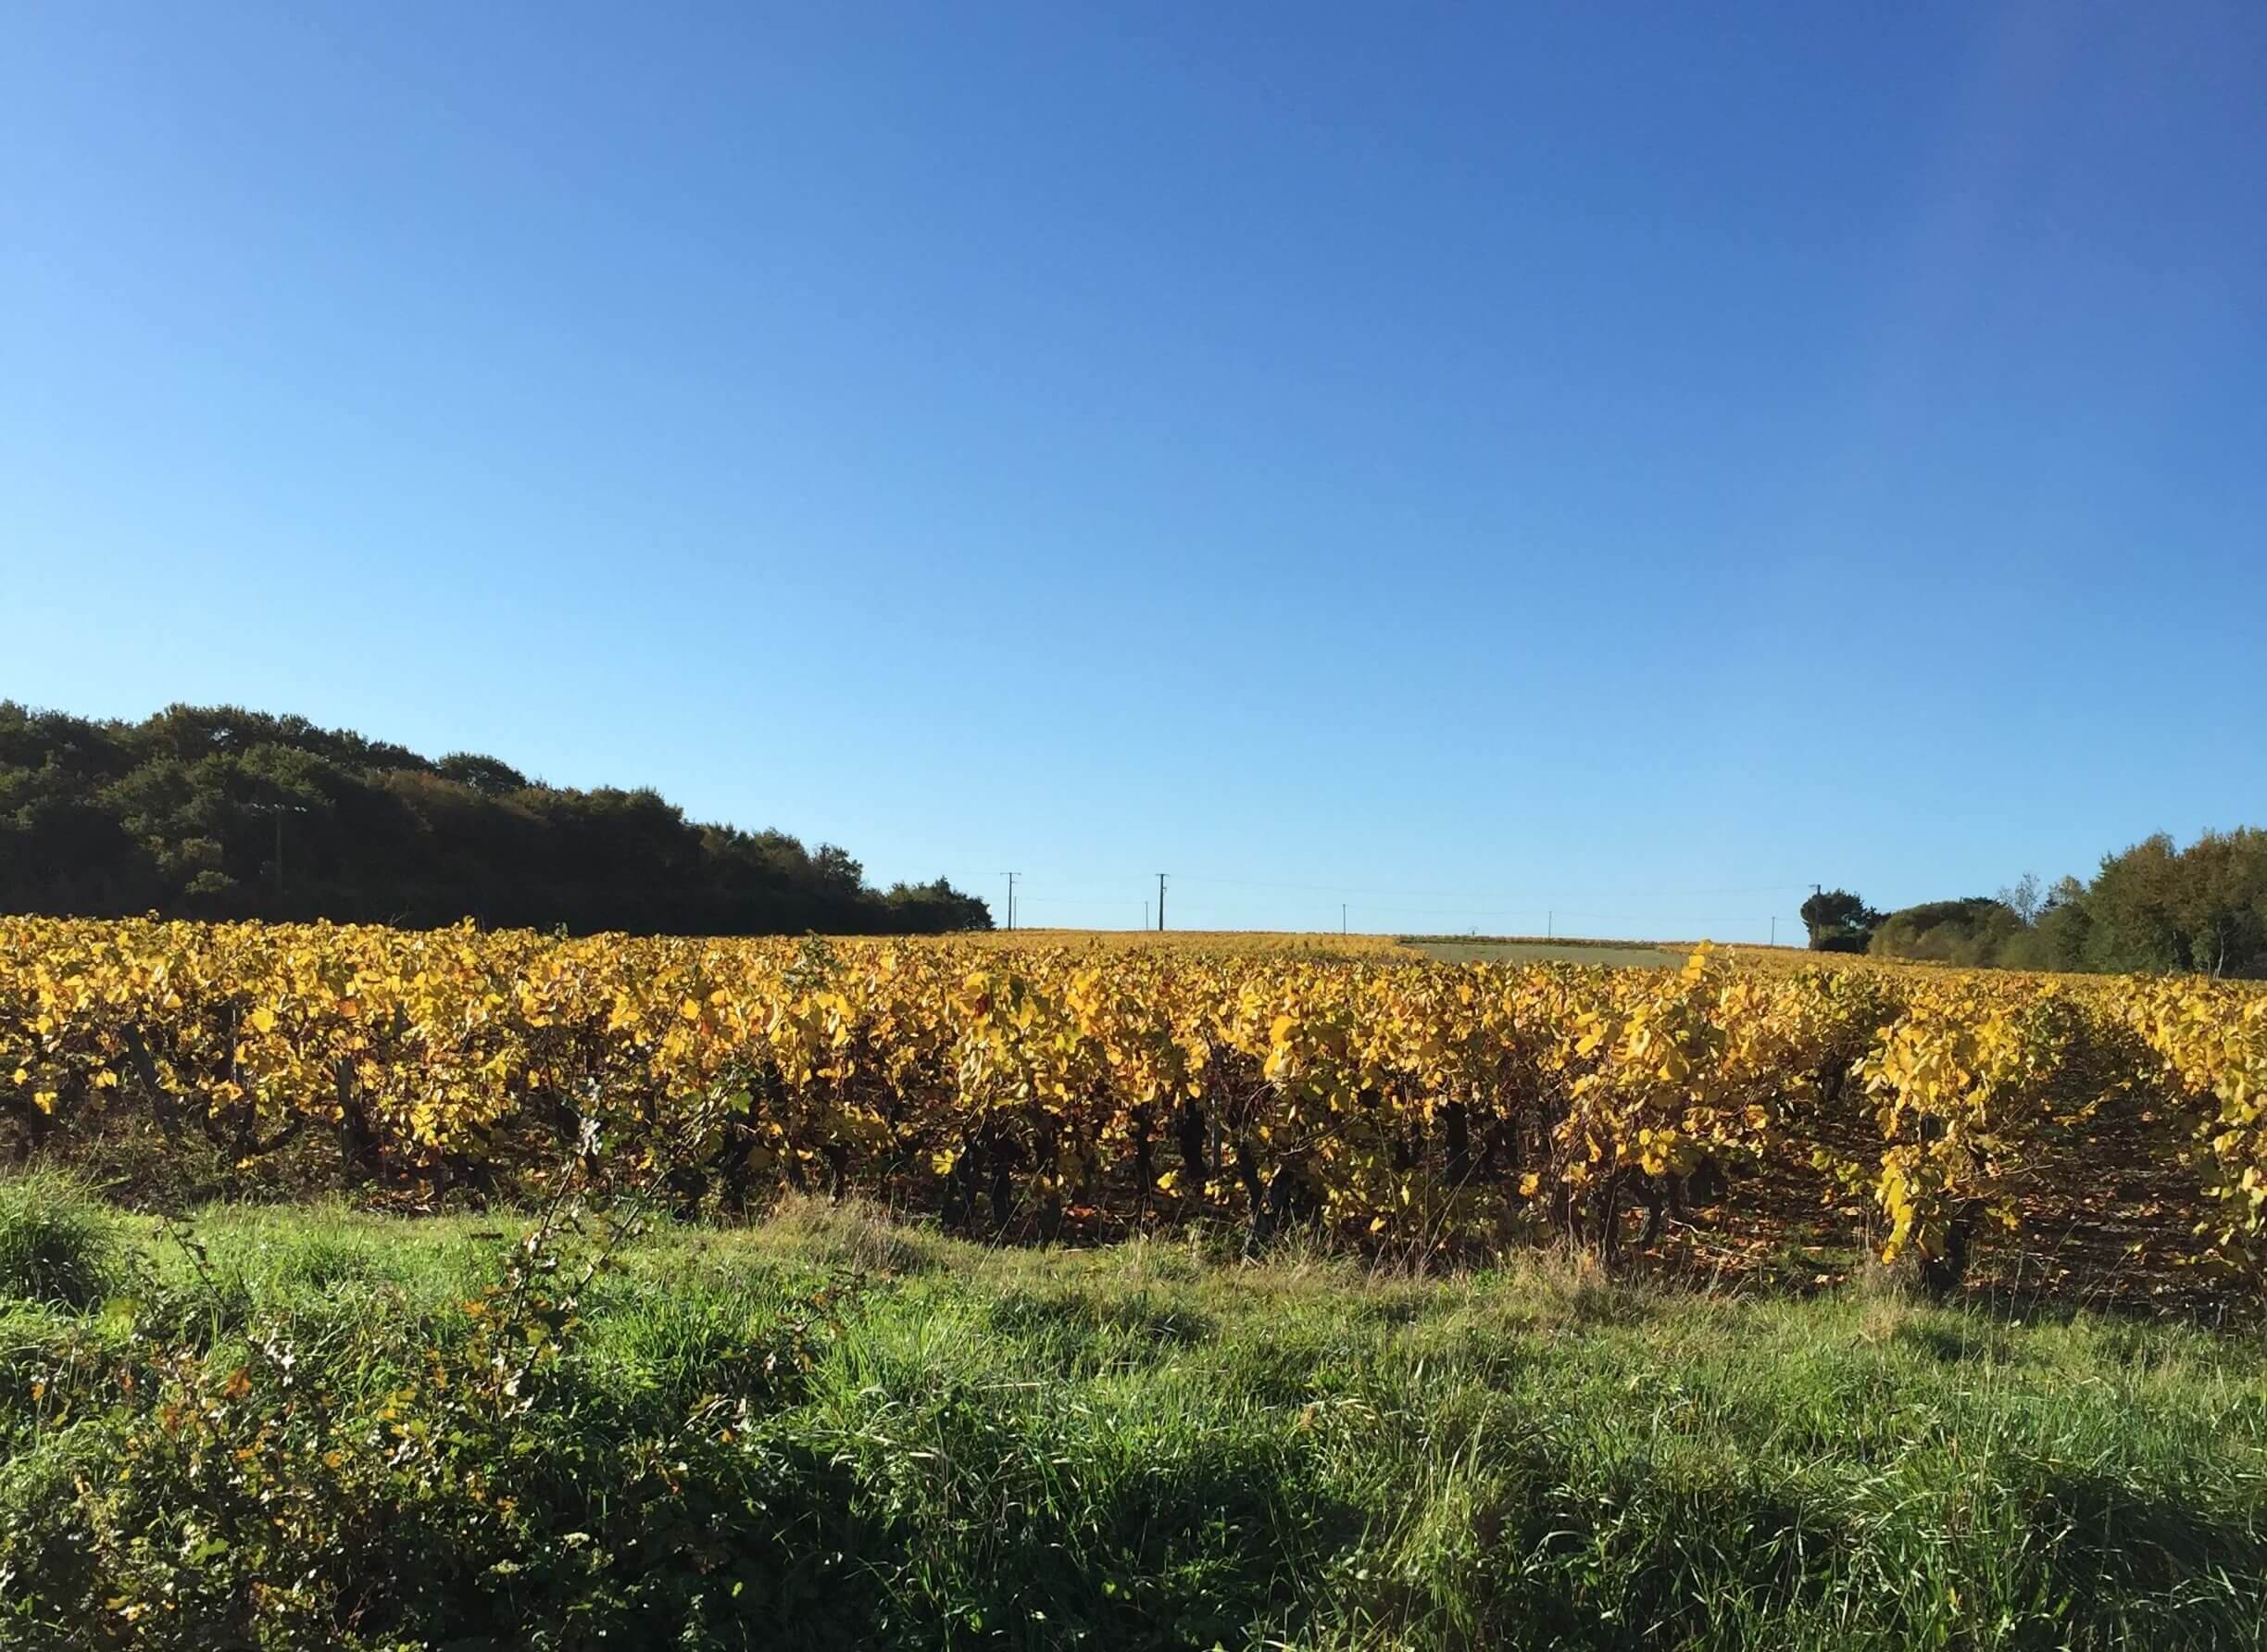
[4,1179,2264,1650]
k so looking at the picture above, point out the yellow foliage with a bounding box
[0,917,2260,1270]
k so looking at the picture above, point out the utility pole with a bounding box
[1157,872,1167,932]
[1341,903,1346,935]
[256,801,308,901]
[1000,872,1019,932]
[1547,908,1553,939]
[1142,900,1148,931]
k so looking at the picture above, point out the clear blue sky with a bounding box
[6,3,2262,939]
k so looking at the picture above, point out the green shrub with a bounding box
[0,1172,122,1309]
[1868,897,2023,967]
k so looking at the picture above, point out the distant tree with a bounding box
[1988,875,2089,971]
[2169,829,2267,979]
[0,700,986,938]
[811,844,864,892]
[1869,898,2023,967]
[1800,889,1881,952]
[878,878,994,932]
[2085,833,2192,974]
[435,752,530,796]
[1996,872,2044,926]
[1904,833,2267,980]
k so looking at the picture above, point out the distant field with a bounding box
[973,929,1691,967]
[975,927,1408,959]
[1398,935,1684,968]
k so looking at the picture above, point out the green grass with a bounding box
[0,1170,125,1310]
[1398,936,1684,969]
[3,1185,2264,1649]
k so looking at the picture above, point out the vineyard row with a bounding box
[5,920,2263,1283]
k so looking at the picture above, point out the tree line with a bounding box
[0,703,991,935]
[1800,828,2267,979]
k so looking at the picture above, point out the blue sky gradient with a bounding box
[5,3,2262,937]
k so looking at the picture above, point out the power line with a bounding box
[981,864,1838,942]
[971,869,1817,913]
[1167,873,1813,902]
[1020,895,1771,924]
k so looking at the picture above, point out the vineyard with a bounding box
[8,919,2267,1647]
[6,917,2264,1301]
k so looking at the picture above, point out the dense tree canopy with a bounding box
[1799,889,1880,953]
[0,703,991,935]
[1868,831,2267,979]
[2078,829,2267,977]
[1866,897,2023,967]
